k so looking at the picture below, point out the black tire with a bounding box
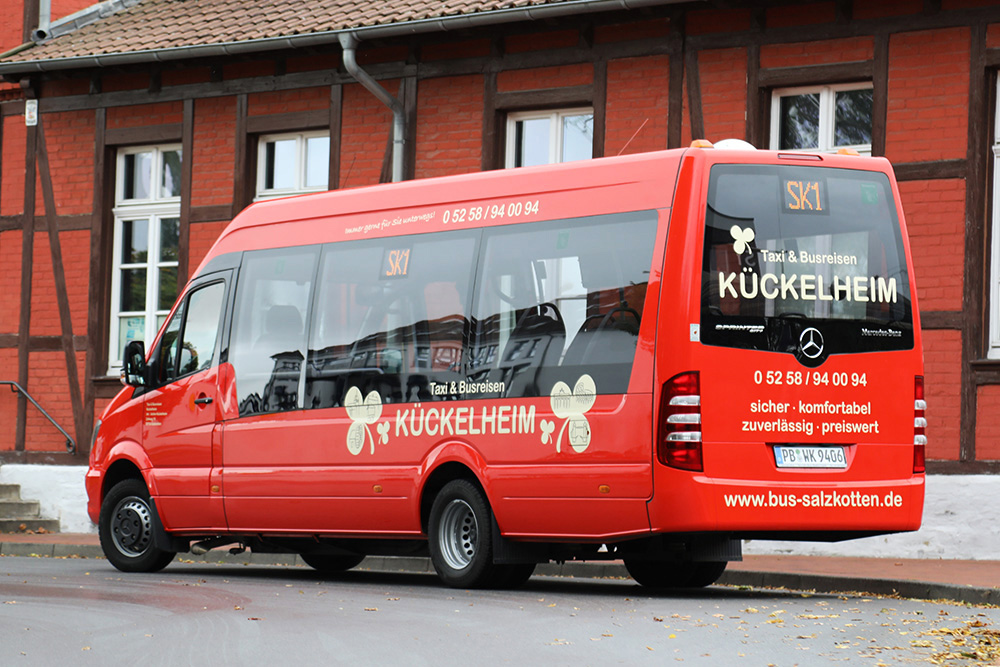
[428,479,503,588]
[98,478,176,573]
[493,563,537,589]
[300,553,366,572]
[624,559,727,589]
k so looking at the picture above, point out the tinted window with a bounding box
[305,231,477,409]
[153,280,225,385]
[230,247,318,416]
[470,211,657,398]
[701,164,913,364]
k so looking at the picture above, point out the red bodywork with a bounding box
[87,148,924,546]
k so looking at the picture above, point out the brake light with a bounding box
[913,375,926,473]
[658,371,702,471]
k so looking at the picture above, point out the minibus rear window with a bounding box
[700,164,913,361]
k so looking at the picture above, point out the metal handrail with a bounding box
[1,381,76,454]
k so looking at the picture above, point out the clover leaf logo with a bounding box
[730,225,755,255]
[345,386,386,455]
[542,374,596,453]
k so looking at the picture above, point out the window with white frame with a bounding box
[256,131,330,199]
[505,108,594,168]
[108,145,182,374]
[770,84,873,155]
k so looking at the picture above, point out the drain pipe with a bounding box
[31,0,52,42]
[338,32,405,183]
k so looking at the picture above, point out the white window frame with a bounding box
[108,145,181,375]
[988,77,1000,358]
[255,131,330,200]
[769,83,873,155]
[504,107,594,168]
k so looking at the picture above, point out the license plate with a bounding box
[774,446,847,469]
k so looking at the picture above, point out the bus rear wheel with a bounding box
[428,479,505,589]
[98,478,176,573]
[624,559,727,589]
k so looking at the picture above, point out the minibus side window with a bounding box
[230,247,319,417]
[470,211,657,398]
[305,231,477,408]
[153,280,226,386]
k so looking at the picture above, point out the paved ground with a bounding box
[3,532,998,605]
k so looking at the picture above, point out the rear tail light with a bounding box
[913,375,926,473]
[658,371,703,471]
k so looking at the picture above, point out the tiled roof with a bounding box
[0,0,675,70]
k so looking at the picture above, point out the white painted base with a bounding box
[0,464,94,534]
[0,467,994,559]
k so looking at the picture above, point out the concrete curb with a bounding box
[3,541,997,606]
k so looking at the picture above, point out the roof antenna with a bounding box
[616,118,650,156]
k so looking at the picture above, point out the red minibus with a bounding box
[87,144,925,588]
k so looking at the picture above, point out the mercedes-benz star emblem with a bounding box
[799,327,824,359]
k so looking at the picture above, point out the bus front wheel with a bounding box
[624,559,727,589]
[428,479,502,588]
[98,478,176,573]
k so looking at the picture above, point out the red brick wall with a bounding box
[23,350,86,451]
[189,220,229,278]
[853,0,922,20]
[897,179,965,313]
[975,385,1000,460]
[2,115,26,216]
[699,48,747,143]
[0,230,20,333]
[605,56,670,156]
[761,36,874,69]
[40,110,94,216]
[496,64,593,92]
[249,87,329,116]
[107,101,183,129]
[923,329,962,460]
[339,81,393,189]
[415,75,484,179]
[192,96,236,207]
[28,230,89,337]
[886,28,969,164]
[0,349,15,451]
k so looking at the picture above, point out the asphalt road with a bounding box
[2,557,998,665]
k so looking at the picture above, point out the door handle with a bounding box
[194,396,213,405]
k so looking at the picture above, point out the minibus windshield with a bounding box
[700,163,913,362]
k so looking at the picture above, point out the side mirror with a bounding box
[121,340,147,387]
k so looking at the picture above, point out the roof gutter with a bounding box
[339,32,406,183]
[0,0,687,75]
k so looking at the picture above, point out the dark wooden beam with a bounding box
[481,69,499,171]
[758,61,874,89]
[26,335,87,351]
[0,213,92,232]
[105,123,182,146]
[82,107,109,454]
[892,159,967,181]
[245,108,330,135]
[592,59,607,159]
[961,23,988,462]
[179,99,194,283]
[329,84,343,190]
[16,119,37,453]
[35,119,86,451]
[404,74,418,181]
[494,84,594,111]
[685,48,704,142]
[921,310,964,330]
[745,43,761,146]
[667,14,684,150]
[233,94,249,212]
[22,0,38,43]
[189,204,234,224]
[872,33,889,157]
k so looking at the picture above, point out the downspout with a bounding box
[31,0,52,42]
[338,32,405,183]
